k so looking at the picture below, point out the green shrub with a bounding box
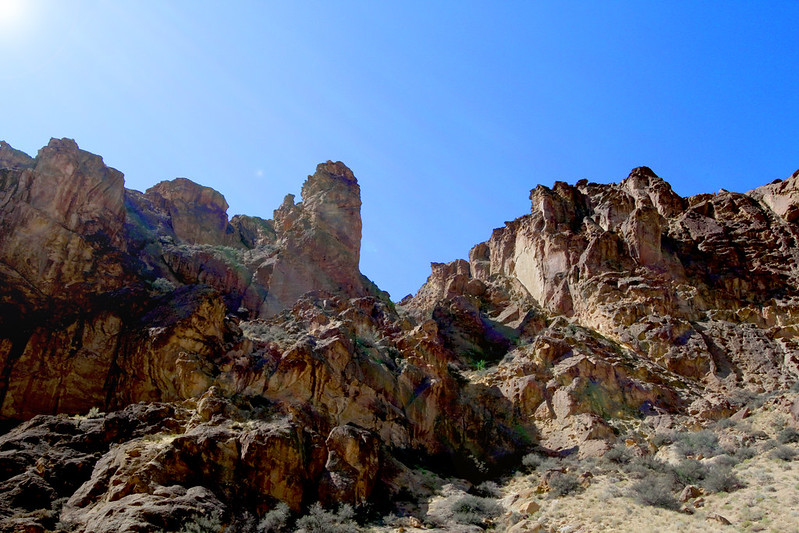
[522,453,542,471]
[651,431,676,447]
[547,472,581,497]
[449,494,502,526]
[475,481,501,498]
[670,458,707,486]
[703,467,743,493]
[152,277,177,293]
[674,430,721,458]
[771,445,797,461]
[604,443,633,465]
[630,475,679,510]
[622,455,667,479]
[704,454,738,470]
[734,446,756,461]
[227,512,257,533]
[777,427,799,444]
[539,456,567,471]
[258,503,291,533]
[762,439,778,451]
[180,513,224,533]
[295,503,358,533]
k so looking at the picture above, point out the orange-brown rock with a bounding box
[1,140,798,530]
[0,138,129,308]
[144,178,240,247]
[412,166,799,394]
[261,161,366,315]
[318,424,381,506]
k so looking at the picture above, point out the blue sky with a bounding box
[2,1,798,300]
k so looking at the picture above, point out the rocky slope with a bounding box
[0,139,797,532]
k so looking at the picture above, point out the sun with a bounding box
[0,0,26,29]
[0,0,33,45]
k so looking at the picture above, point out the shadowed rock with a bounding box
[0,140,797,530]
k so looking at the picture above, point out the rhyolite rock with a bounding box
[144,177,240,247]
[261,161,366,315]
[0,139,129,310]
[0,139,797,530]
[410,166,799,391]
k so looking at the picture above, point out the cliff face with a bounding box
[0,141,370,422]
[410,166,799,388]
[0,139,128,310]
[0,139,797,531]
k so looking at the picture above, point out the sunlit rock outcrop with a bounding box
[0,139,797,531]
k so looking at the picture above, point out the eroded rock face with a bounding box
[0,284,232,420]
[0,144,372,422]
[748,170,799,223]
[0,138,129,309]
[0,399,326,531]
[145,177,240,246]
[0,139,797,530]
[410,166,799,394]
[318,424,380,506]
[262,161,365,315]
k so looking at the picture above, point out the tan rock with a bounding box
[679,484,702,502]
[145,177,239,246]
[508,519,544,532]
[319,424,380,506]
[261,161,366,315]
[408,165,799,393]
[729,406,750,421]
[3,141,799,530]
[706,513,732,526]
[694,497,706,508]
[518,499,541,514]
[748,170,799,223]
[0,138,128,302]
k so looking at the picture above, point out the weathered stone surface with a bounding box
[412,166,799,394]
[0,140,797,529]
[145,177,239,246]
[0,141,34,171]
[261,161,365,315]
[679,484,703,502]
[0,285,230,419]
[318,424,381,506]
[748,170,799,223]
[0,138,128,306]
[518,499,540,514]
[0,144,378,424]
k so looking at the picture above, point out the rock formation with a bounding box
[0,139,797,531]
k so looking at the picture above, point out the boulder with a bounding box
[318,424,381,505]
[145,177,239,246]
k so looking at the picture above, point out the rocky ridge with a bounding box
[0,139,797,532]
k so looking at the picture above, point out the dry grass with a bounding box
[362,390,799,532]
[363,448,799,532]
[496,396,799,533]
[496,448,797,532]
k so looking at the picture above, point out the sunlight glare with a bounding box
[0,0,28,36]
[0,0,23,21]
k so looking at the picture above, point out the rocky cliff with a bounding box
[0,139,797,532]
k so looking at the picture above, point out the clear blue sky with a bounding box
[2,1,797,300]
